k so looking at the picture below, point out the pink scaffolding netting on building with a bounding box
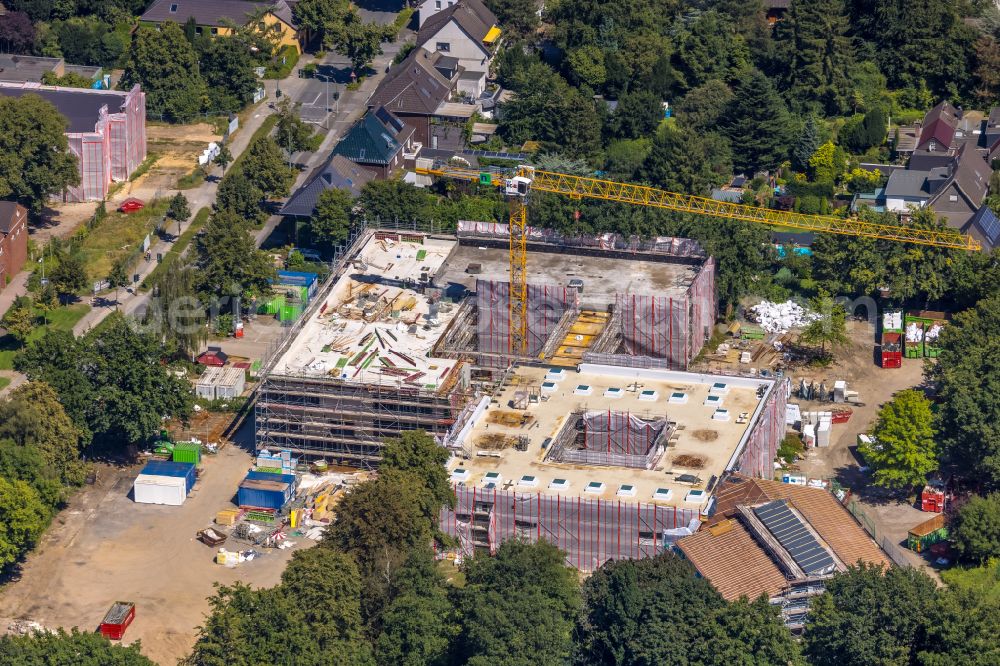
[475,279,577,360]
[442,485,702,571]
[547,410,669,468]
[733,378,789,480]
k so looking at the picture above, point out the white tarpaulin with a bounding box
[749,300,819,333]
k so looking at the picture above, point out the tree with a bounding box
[639,125,732,195]
[213,145,233,175]
[0,381,85,486]
[575,553,729,666]
[917,587,1000,666]
[167,193,191,222]
[927,295,1000,489]
[0,476,47,569]
[241,136,294,198]
[200,33,259,113]
[1,295,34,343]
[376,548,460,666]
[607,89,662,140]
[803,563,937,666]
[485,0,538,37]
[14,330,96,442]
[951,493,1000,563]
[792,116,820,171]
[671,10,747,92]
[808,141,848,184]
[0,628,155,664]
[723,68,793,173]
[40,70,95,88]
[49,253,88,299]
[690,597,804,665]
[144,262,207,359]
[215,170,264,223]
[784,0,854,115]
[0,11,36,53]
[275,99,316,155]
[0,94,80,211]
[121,22,207,122]
[357,180,429,225]
[799,290,848,357]
[566,44,606,88]
[197,210,275,299]
[379,430,454,520]
[326,8,388,73]
[456,540,580,666]
[293,0,349,46]
[839,107,888,153]
[107,260,129,308]
[974,34,1000,106]
[675,79,734,133]
[307,188,353,255]
[859,389,937,491]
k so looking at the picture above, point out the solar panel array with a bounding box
[462,150,529,161]
[975,206,1000,244]
[753,500,836,576]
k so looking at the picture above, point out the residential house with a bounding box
[413,0,500,97]
[883,144,991,231]
[140,0,303,53]
[0,82,147,202]
[676,475,890,629]
[368,48,477,146]
[418,0,458,27]
[913,101,982,153]
[331,106,416,179]
[964,205,1000,252]
[0,202,28,288]
[280,155,376,218]
[0,54,101,85]
[982,107,1000,165]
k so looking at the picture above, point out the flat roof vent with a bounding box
[450,468,470,482]
[704,394,723,406]
[482,471,501,486]
[710,382,729,395]
[669,392,688,404]
[518,475,538,488]
[604,387,623,398]
[712,409,730,421]
[639,389,658,401]
[585,481,605,494]
[617,484,636,497]
[574,384,592,396]
[548,478,569,490]
[652,488,674,501]
[684,489,706,504]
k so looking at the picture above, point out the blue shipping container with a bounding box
[238,471,295,510]
[139,460,196,494]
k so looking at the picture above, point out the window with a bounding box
[195,27,202,35]
[435,0,441,7]
[949,195,958,202]
[436,42,450,52]
[169,3,178,12]
[210,27,218,35]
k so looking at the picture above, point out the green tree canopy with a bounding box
[799,290,849,357]
[0,381,85,486]
[167,193,191,221]
[1,295,34,343]
[928,295,1000,489]
[638,124,732,195]
[197,209,275,299]
[200,33,259,113]
[860,389,938,490]
[241,136,295,198]
[0,94,80,211]
[215,170,265,224]
[951,493,1000,563]
[306,188,353,255]
[784,0,854,115]
[0,476,47,569]
[275,99,317,155]
[122,22,206,122]
[723,68,793,173]
[0,628,155,665]
[607,89,662,140]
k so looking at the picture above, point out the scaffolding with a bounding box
[475,279,578,362]
[442,485,701,571]
[547,411,669,469]
[255,375,472,466]
[730,378,789,480]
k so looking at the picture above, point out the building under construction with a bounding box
[256,225,789,568]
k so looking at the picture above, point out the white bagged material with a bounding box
[749,300,819,333]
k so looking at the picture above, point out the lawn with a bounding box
[76,198,171,283]
[940,559,1000,603]
[0,303,90,370]
[0,376,10,392]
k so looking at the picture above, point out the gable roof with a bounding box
[916,101,961,152]
[0,201,26,235]
[928,143,991,209]
[884,169,933,199]
[706,475,890,568]
[280,155,375,217]
[141,0,297,29]
[332,106,413,166]
[676,519,788,601]
[966,205,1000,251]
[415,0,498,53]
[368,48,454,116]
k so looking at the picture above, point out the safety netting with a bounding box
[475,279,577,360]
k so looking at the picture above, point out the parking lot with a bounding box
[0,420,311,665]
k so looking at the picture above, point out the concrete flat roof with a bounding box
[449,364,773,511]
[271,234,462,389]
[438,244,700,309]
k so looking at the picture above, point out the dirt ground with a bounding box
[0,419,313,665]
[204,316,288,366]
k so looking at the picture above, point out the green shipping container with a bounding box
[172,442,202,464]
[279,304,303,322]
[905,342,923,358]
[258,295,285,315]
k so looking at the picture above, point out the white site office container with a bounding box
[133,474,187,506]
[195,367,222,399]
[215,367,246,399]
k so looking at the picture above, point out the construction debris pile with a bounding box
[749,300,819,333]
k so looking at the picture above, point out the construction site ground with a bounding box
[0,419,311,665]
[728,318,938,573]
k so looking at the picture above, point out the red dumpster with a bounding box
[99,601,135,640]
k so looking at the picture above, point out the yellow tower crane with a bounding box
[416,164,981,354]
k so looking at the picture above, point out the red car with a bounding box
[118,198,144,213]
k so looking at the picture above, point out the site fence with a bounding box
[442,485,701,571]
[847,500,912,567]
